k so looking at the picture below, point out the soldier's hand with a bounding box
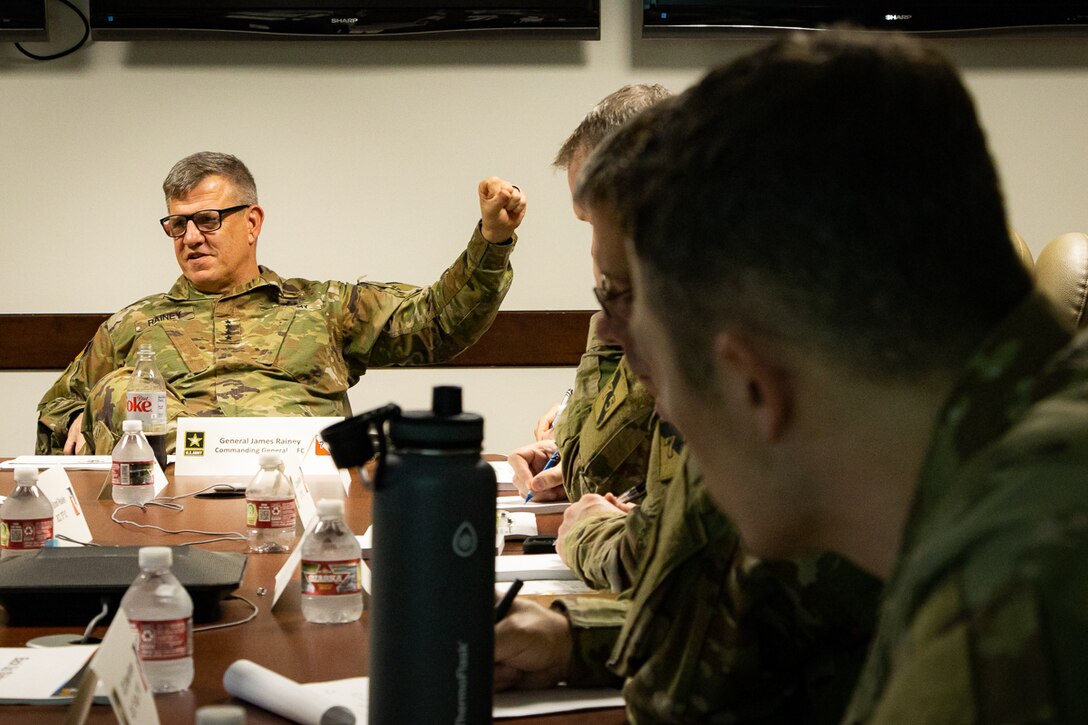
[557,493,629,561]
[478,177,526,243]
[527,466,567,502]
[64,412,86,455]
[533,402,561,441]
[494,598,573,691]
[507,439,558,498]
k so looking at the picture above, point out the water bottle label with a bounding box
[0,517,54,549]
[127,391,167,429]
[246,499,296,529]
[112,461,155,485]
[301,559,363,595]
[129,618,193,661]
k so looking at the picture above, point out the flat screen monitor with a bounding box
[643,1,1088,35]
[89,0,600,40]
[0,0,48,41]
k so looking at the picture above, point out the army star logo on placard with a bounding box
[184,431,206,456]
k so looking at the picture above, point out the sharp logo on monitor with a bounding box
[885,14,914,21]
[330,17,358,25]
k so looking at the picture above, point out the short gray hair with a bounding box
[574,96,677,234]
[162,152,258,207]
[554,84,672,169]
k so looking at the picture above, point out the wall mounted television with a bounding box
[0,0,47,41]
[643,1,1088,36]
[89,0,600,40]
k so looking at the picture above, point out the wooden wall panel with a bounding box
[0,311,593,370]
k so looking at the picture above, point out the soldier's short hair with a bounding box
[163,152,258,207]
[573,96,677,234]
[554,84,672,170]
[628,29,1032,385]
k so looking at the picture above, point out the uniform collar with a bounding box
[164,266,302,302]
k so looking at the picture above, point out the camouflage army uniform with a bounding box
[36,226,513,455]
[845,291,1088,723]
[553,314,656,502]
[558,451,883,724]
[560,417,680,592]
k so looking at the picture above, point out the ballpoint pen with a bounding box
[617,481,647,505]
[495,578,524,622]
[524,448,560,503]
[552,388,574,427]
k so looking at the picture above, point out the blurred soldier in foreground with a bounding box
[624,29,1088,722]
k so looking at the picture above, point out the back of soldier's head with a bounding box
[630,29,1032,383]
[555,83,672,169]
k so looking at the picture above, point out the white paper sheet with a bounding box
[496,496,570,515]
[0,456,113,471]
[495,553,576,581]
[224,660,624,722]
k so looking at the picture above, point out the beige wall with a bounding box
[2,3,1086,455]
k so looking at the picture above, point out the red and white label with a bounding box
[247,498,296,529]
[126,391,167,428]
[0,517,53,550]
[112,461,154,486]
[129,618,192,661]
[301,559,362,596]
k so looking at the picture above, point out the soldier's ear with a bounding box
[713,331,791,443]
[246,205,265,243]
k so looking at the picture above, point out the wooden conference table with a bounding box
[0,464,627,724]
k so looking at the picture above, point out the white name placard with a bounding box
[173,417,344,479]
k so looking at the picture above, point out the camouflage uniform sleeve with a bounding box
[553,312,624,445]
[36,323,120,454]
[560,505,659,593]
[550,597,627,689]
[338,224,514,369]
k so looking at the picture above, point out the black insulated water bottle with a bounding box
[322,386,495,725]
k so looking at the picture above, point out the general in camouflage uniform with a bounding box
[37,230,512,455]
[844,293,1088,723]
[37,152,522,455]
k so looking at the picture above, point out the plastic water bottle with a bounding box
[120,546,193,693]
[301,499,364,624]
[127,343,169,471]
[246,452,296,553]
[0,465,54,559]
[111,419,156,506]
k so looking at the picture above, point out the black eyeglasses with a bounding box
[592,274,633,321]
[160,204,250,238]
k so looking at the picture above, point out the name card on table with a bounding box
[173,417,348,488]
[37,467,94,546]
[83,609,159,725]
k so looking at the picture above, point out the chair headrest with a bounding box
[1035,232,1088,329]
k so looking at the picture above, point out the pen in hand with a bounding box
[617,481,647,505]
[495,578,524,623]
[525,448,560,503]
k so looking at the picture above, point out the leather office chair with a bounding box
[1010,229,1034,274]
[1035,232,1088,329]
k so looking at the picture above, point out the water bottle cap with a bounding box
[195,705,246,725]
[316,498,345,517]
[12,465,38,483]
[389,386,483,450]
[123,419,144,433]
[258,452,283,468]
[138,546,172,569]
